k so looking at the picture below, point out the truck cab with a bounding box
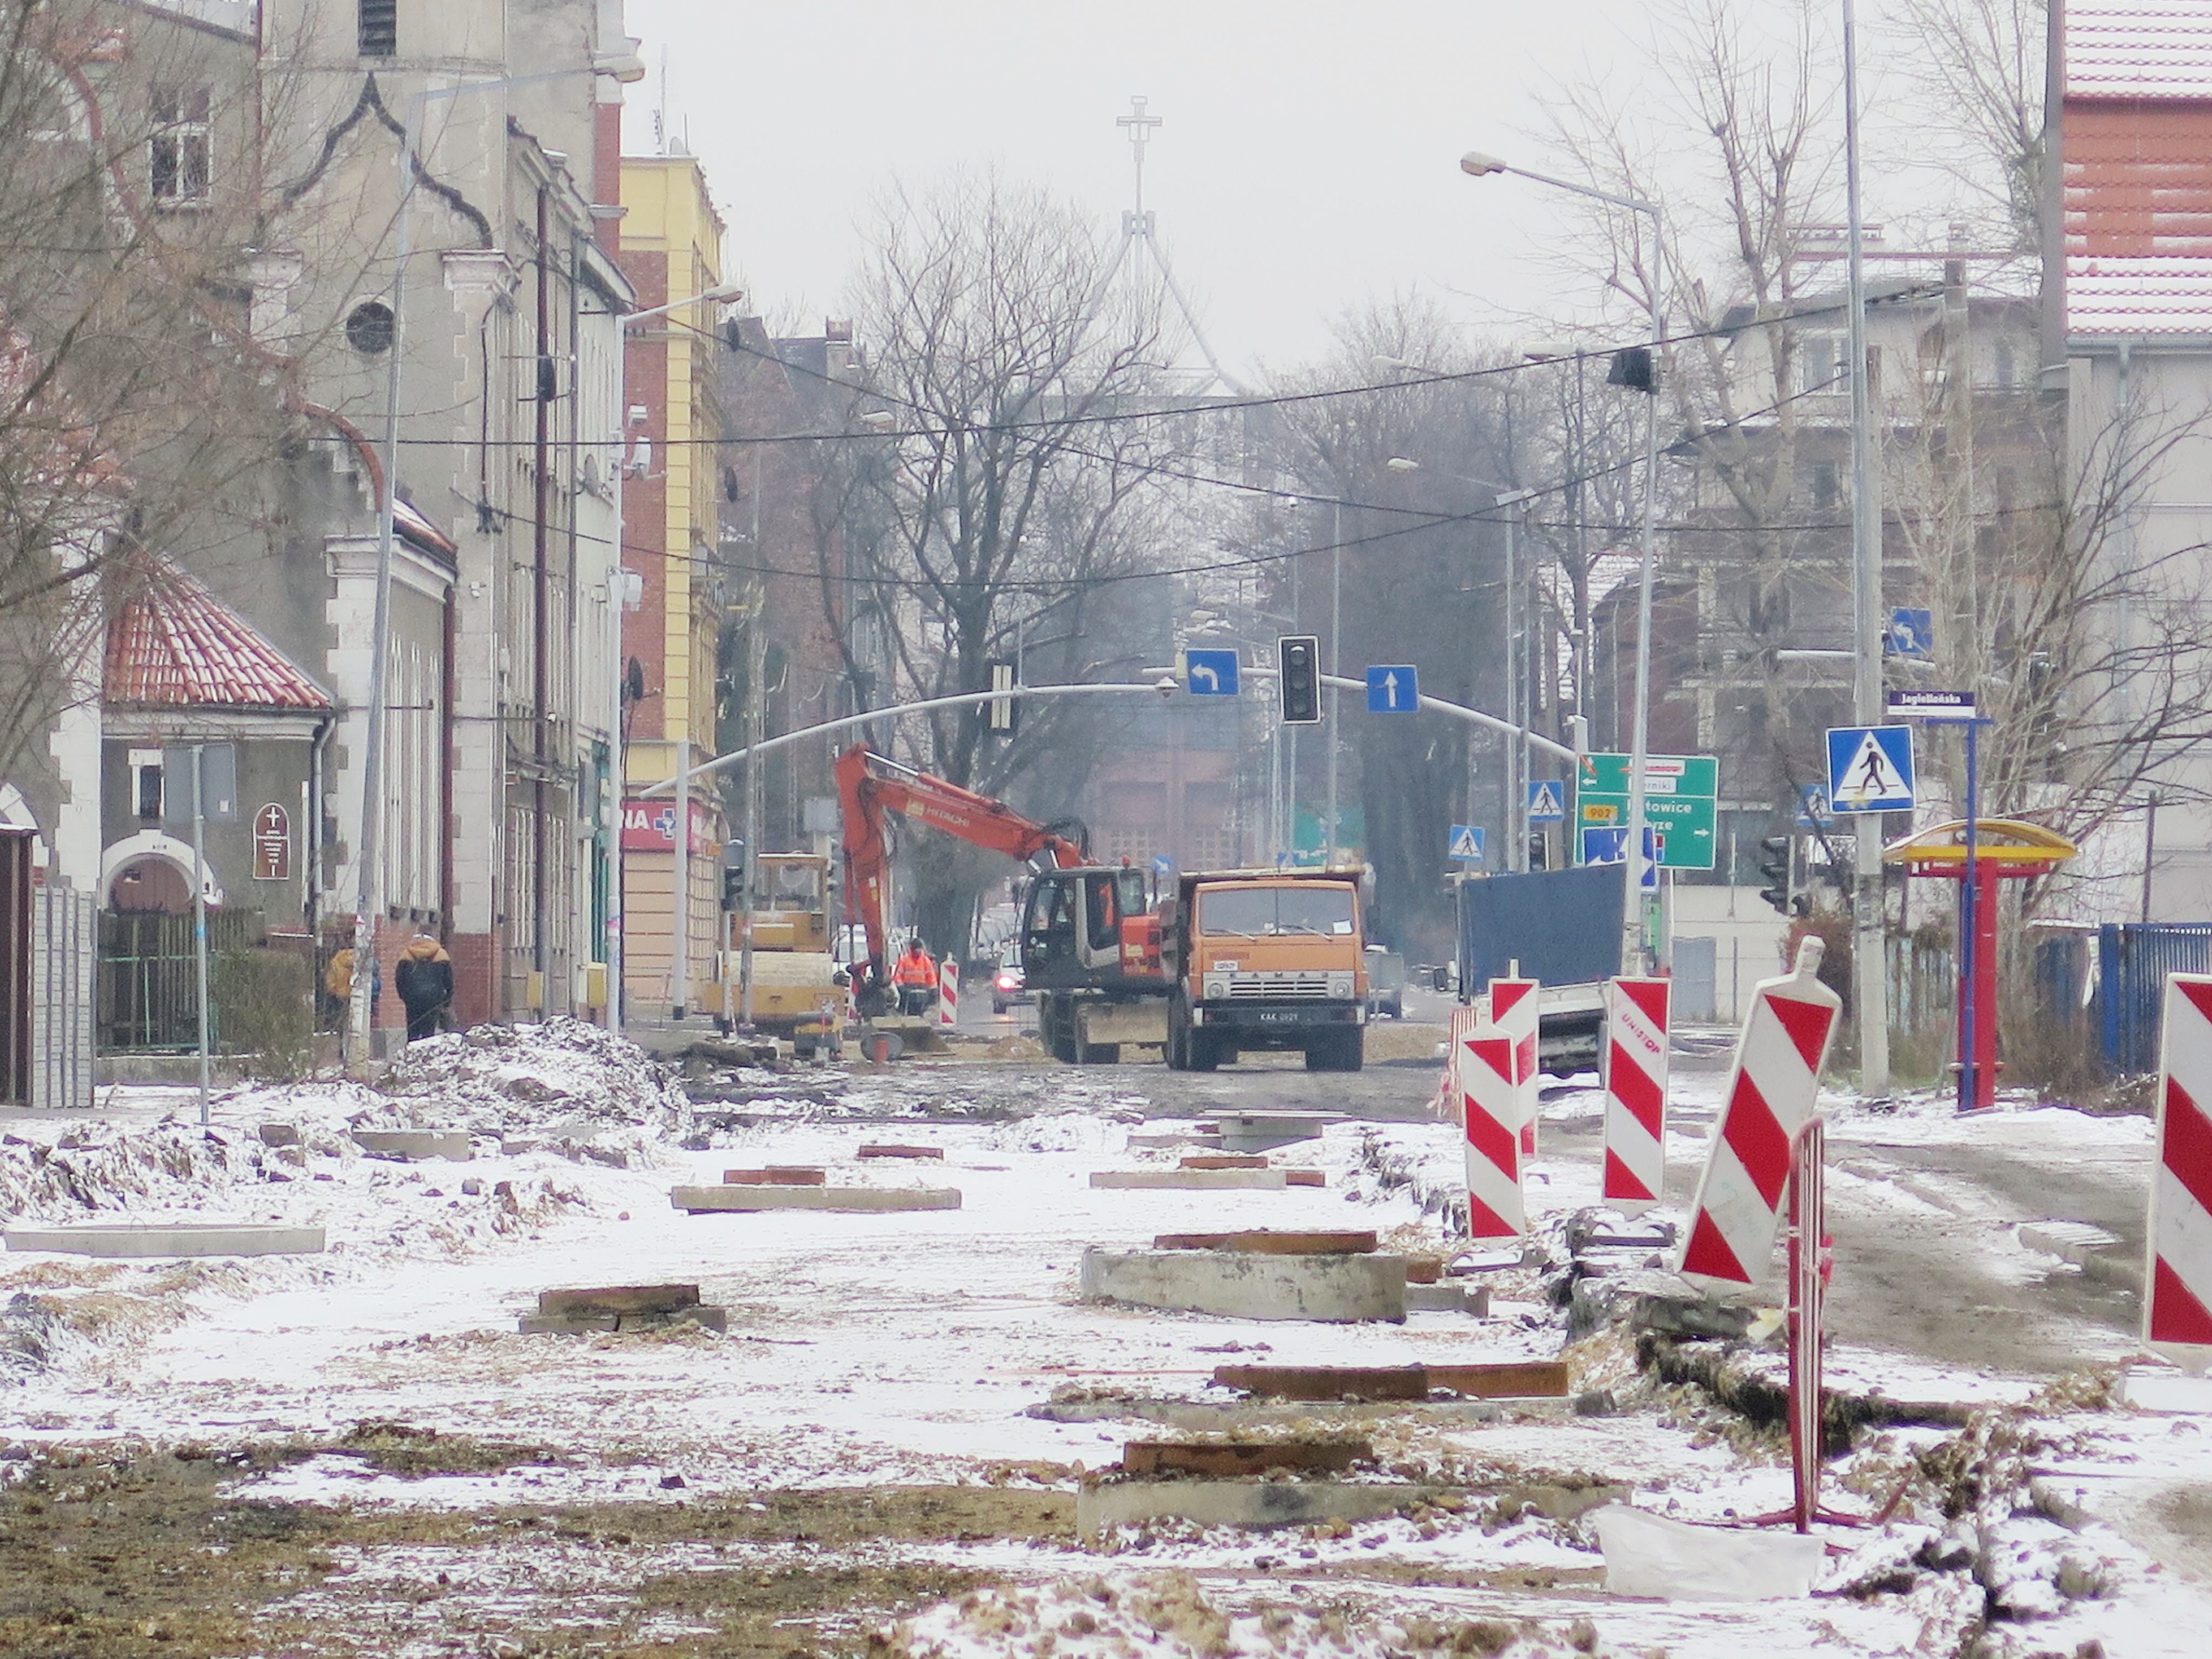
[1164,870,1366,1073]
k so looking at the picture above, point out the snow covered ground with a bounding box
[2,1022,2206,1656]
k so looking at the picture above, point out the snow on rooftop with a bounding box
[2068,254,2212,332]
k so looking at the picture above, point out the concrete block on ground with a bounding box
[4,1223,325,1259]
[1406,1282,1490,1315]
[1406,1259,1443,1284]
[1206,1109,1340,1152]
[1091,1170,1288,1191]
[2117,1370,2212,1413]
[518,1312,619,1334]
[1285,1171,1326,1187]
[1592,1504,1823,1600]
[1213,1364,1429,1401]
[518,1306,727,1335]
[2020,1220,2145,1292]
[1180,1154,1269,1170]
[1082,1248,1405,1323]
[1078,1478,1443,1538]
[672,1185,962,1214]
[352,1129,473,1162]
[858,1144,945,1160]
[719,1167,826,1186]
[1154,1230,1376,1255]
[256,1124,300,1148]
[1427,1360,1570,1399]
[618,1306,727,1333]
[1123,1438,1371,1478]
[539,1285,698,1316]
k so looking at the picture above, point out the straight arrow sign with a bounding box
[1367,665,1418,713]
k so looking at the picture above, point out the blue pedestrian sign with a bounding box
[1796,784,1834,830]
[1366,665,1418,713]
[1526,779,1566,823]
[1580,825,1661,890]
[1183,648,1239,696]
[1827,724,1916,813]
[1448,824,1485,862]
[1886,608,1934,659]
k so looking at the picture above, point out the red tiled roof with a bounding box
[2069,3,2212,101]
[105,557,333,713]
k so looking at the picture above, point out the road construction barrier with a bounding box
[1603,976,1671,1214]
[1678,938,1839,1290]
[1434,1000,1482,1120]
[2148,974,2212,1363]
[1489,974,1541,1156]
[937,959,959,1027]
[1460,1002,1525,1241]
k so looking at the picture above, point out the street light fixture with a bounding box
[1460,147,1666,971]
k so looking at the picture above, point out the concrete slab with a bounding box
[1213,1364,1428,1401]
[1405,1282,1490,1315]
[256,1124,300,1147]
[858,1144,945,1160]
[1026,1396,1547,1432]
[1205,1109,1340,1152]
[351,1129,473,1162]
[1090,1170,1288,1191]
[2117,1370,2212,1413]
[672,1185,962,1214]
[4,1223,325,1259]
[539,1285,698,1316]
[718,1168,826,1186]
[1154,1230,1376,1255]
[1081,1248,1406,1323]
[1123,1438,1372,1477]
[1427,1360,1571,1399]
[518,1306,728,1335]
[1077,1478,1444,1538]
[1180,1154,1269,1170]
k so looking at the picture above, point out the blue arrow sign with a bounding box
[1367,665,1418,713]
[1886,608,1934,659]
[1448,823,1485,862]
[1183,648,1239,696]
[1150,854,1175,880]
[1827,724,1916,813]
[1526,779,1566,823]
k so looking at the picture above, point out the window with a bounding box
[137,764,163,821]
[1994,340,2016,389]
[358,1,397,58]
[1801,334,1848,392]
[1198,884,1355,937]
[149,85,209,206]
[1810,462,1839,512]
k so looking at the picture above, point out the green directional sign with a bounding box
[1572,752,1719,870]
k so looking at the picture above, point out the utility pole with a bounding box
[1844,0,1891,1095]
[1326,500,1341,867]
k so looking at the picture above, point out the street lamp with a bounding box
[347,54,650,1070]
[1460,148,1666,971]
[603,280,744,1036]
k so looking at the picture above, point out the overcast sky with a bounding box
[619,2,1966,375]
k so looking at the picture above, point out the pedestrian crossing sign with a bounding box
[1526,779,1566,823]
[1825,724,1916,813]
[1448,824,1485,862]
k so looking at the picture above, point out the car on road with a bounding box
[990,947,1029,1014]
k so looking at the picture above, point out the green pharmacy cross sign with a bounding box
[1572,752,1719,870]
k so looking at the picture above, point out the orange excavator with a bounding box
[834,743,1165,1061]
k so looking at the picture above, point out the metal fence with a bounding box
[2096,923,2212,1076]
[97,909,255,1052]
[32,887,95,1108]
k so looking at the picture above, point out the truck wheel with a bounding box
[1041,996,1078,1065]
[1186,1032,1222,1072]
[1165,995,1191,1070]
[1305,1029,1364,1072]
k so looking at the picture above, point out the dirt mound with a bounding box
[372,1018,691,1137]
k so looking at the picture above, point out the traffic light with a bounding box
[983,658,1018,738]
[1756,834,1793,915]
[1278,635,1322,725]
[1607,346,1655,392]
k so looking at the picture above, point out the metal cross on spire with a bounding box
[1083,95,1243,395]
[1118,95,1162,217]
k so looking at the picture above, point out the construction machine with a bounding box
[834,743,1165,1061]
[720,851,846,1036]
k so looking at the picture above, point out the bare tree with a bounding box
[839,169,1190,950]
[1887,0,2047,248]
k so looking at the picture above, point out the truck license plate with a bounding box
[1254,1010,1301,1023]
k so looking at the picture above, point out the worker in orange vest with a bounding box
[892,938,938,1016]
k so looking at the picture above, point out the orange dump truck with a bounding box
[1160,868,1368,1073]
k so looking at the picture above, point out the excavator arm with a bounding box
[834,743,1087,1009]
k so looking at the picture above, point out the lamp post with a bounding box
[347,54,646,1071]
[1460,150,1666,969]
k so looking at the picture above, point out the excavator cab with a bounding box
[1021,867,1154,990]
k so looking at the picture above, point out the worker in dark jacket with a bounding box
[394,932,455,1042]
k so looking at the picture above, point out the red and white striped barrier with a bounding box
[1461,999,1525,1241]
[1434,1000,1483,1121]
[1677,938,1840,1291]
[937,959,960,1028]
[1603,976,1671,1214]
[1489,975,1541,1157]
[2148,975,2212,1364]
